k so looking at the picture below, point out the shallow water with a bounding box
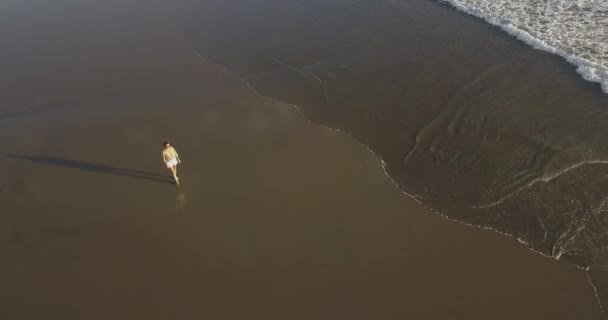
[173,0,608,308]
[438,0,608,93]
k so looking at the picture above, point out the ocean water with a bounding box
[174,0,608,312]
[438,0,608,93]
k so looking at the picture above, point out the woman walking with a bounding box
[162,142,181,184]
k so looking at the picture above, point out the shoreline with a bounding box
[173,0,608,313]
[0,0,606,318]
[236,55,606,310]
[434,0,608,94]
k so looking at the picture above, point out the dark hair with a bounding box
[163,142,170,147]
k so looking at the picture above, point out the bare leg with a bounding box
[170,166,179,184]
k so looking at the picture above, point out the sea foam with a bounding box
[437,0,608,94]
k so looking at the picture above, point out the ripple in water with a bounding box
[175,0,608,310]
[438,0,608,93]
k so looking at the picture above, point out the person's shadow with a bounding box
[2,153,173,184]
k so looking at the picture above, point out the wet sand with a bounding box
[175,0,608,313]
[0,0,605,319]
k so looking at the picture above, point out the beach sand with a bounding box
[0,0,605,319]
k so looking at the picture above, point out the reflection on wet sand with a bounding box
[176,186,187,210]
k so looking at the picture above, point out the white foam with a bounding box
[437,0,608,94]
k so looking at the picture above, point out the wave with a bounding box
[174,0,608,309]
[437,0,608,94]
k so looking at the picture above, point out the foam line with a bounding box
[437,0,608,94]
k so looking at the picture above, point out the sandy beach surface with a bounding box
[0,0,606,319]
